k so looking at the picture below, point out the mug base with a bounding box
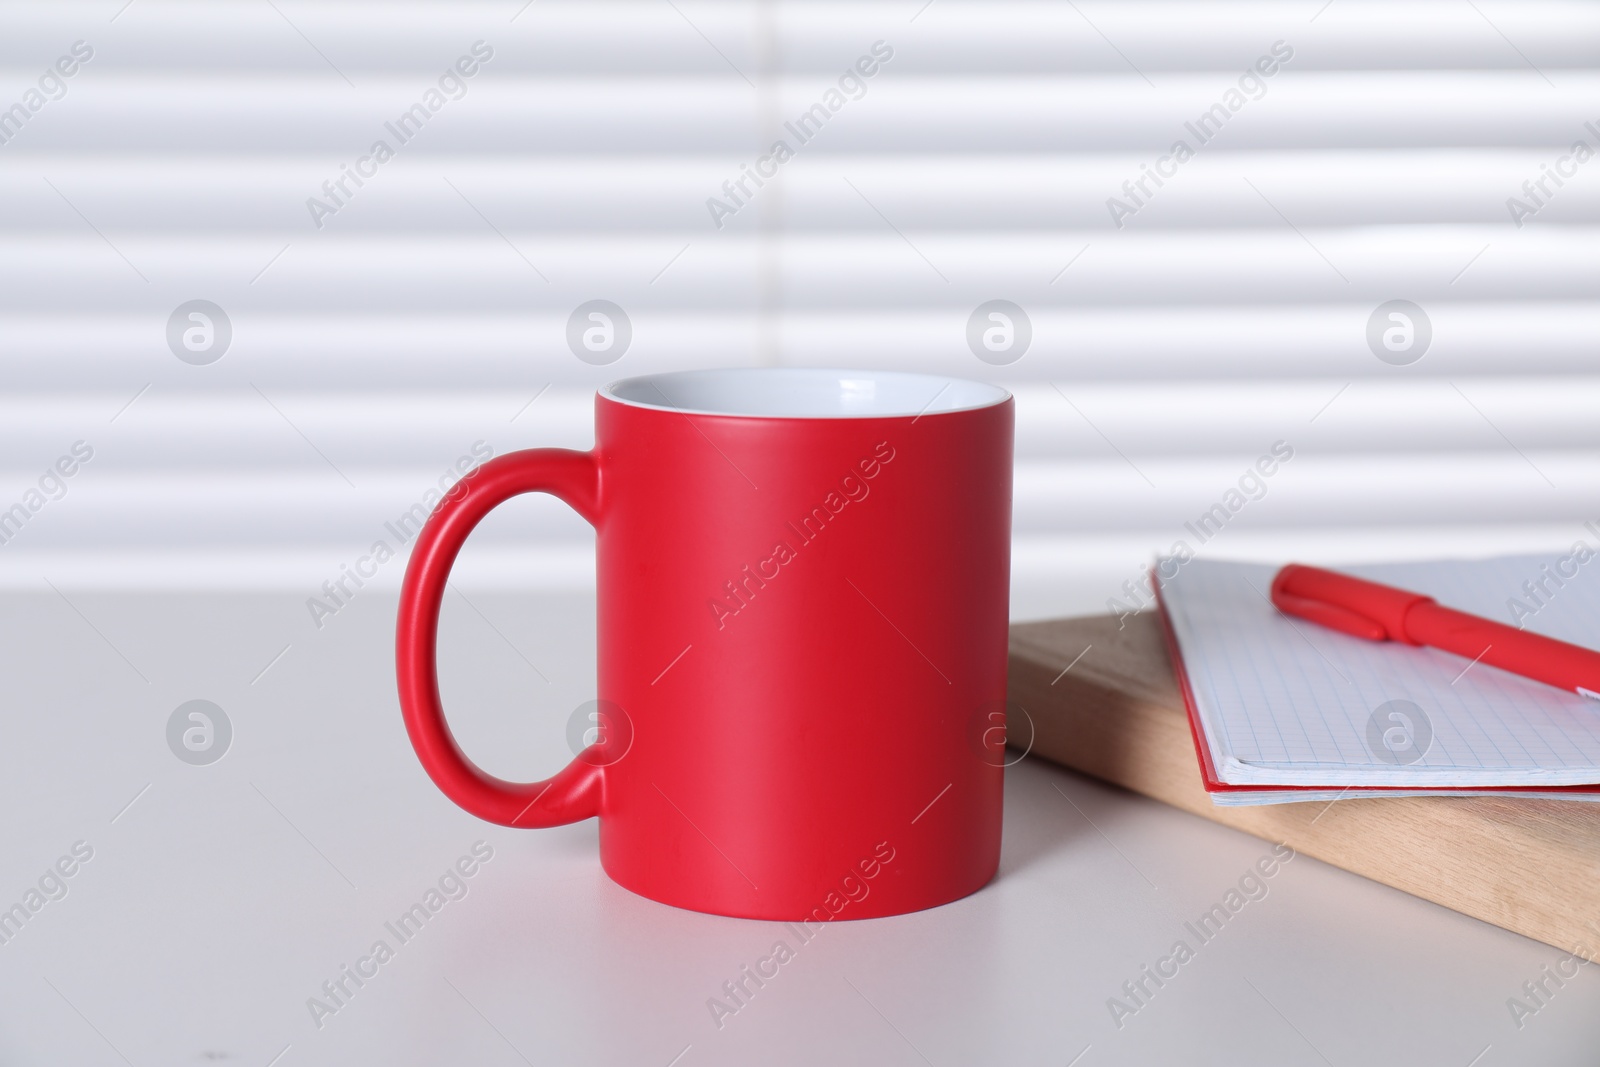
[599,856,1000,922]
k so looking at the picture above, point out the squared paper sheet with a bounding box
[1157,555,1600,788]
[1206,789,1600,807]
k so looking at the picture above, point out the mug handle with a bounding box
[396,448,605,827]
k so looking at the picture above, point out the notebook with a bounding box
[1153,554,1600,806]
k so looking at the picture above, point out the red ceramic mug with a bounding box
[396,368,1013,920]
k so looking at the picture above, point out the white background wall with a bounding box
[0,0,1595,620]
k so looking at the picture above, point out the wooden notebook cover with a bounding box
[1008,612,1600,961]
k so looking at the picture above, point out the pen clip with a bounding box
[1270,587,1389,641]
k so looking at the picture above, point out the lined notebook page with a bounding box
[1157,555,1600,788]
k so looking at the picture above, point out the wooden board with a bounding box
[1009,612,1600,961]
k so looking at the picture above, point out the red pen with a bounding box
[1270,563,1600,702]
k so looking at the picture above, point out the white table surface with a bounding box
[3,587,1598,1066]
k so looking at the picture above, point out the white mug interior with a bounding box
[604,368,1010,419]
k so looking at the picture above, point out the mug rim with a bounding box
[601,368,1011,420]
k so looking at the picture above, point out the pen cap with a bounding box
[1271,564,1434,644]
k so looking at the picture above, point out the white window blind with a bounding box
[1,1,1595,619]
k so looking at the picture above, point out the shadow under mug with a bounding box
[396,368,1014,920]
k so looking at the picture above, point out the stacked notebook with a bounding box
[1155,554,1600,806]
